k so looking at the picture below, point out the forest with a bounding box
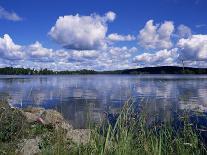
[0,66,207,75]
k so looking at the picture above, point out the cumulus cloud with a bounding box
[0,6,22,21]
[66,50,99,62]
[0,34,55,63]
[177,35,207,61]
[62,46,137,70]
[133,48,178,66]
[0,34,25,60]
[177,24,192,38]
[94,46,138,70]
[108,46,137,58]
[49,11,116,50]
[72,50,99,59]
[104,11,116,22]
[0,34,139,70]
[2,14,207,70]
[108,33,136,41]
[27,41,54,62]
[138,20,174,49]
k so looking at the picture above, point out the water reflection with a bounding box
[0,75,207,128]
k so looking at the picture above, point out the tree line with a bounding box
[0,67,97,75]
[0,66,207,75]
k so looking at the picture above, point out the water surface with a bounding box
[0,74,207,128]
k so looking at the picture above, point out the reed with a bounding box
[0,99,206,155]
[53,99,207,155]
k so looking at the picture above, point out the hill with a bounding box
[111,66,207,74]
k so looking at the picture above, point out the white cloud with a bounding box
[0,33,140,70]
[108,46,137,58]
[0,34,25,60]
[133,48,178,66]
[94,46,137,70]
[49,11,116,50]
[3,15,207,71]
[177,24,192,38]
[27,41,54,62]
[177,35,207,61]
[67,50,99,62]
[104,11,116,22]
[0,34,54,63]
[138,20,174,49]
[73,50,99,59]
[0,34,106,69]
[0,33,179,70]
[59,46,138,70]
[108,33,136,41]
[0,6,22,21]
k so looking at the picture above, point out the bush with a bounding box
[0,104,27,142]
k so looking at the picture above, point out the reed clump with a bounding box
[65,100,207,155]
[0,100,206,155]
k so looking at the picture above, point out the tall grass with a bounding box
[64,99,207,155]
[1,99,206,154]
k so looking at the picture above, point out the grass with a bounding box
[0,100,207,155]
[41,99,207,155]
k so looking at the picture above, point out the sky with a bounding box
[0,0,207,70]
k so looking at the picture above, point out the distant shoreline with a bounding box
[0,66,207,75]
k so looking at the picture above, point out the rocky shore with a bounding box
[0,101,90,155]
[1,100,206,155]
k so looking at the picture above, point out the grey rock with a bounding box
[41,109,64,125]
[66,129,91,145]
[19,137,41,155]
[22,107,73,131]
[40,109,73,130]
[22,107,45,123]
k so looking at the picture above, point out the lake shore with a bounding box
[0,100,207,155]
[0,101,91,154]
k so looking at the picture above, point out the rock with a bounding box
[22,107,73,131]
[19,137,41,155]
[41,109,64,125]
[40,109,73,131]
[22,107,45,123]
[66,129,91,145]
[22,112,38,123]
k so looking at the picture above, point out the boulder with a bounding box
[22,107,45,123]
[40,109,64,125]
[66,129,91,145]
[41,109,73,131]
[22,107,73,131]
[19,137,41,155]
[22,112,38,123]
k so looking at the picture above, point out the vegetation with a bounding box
[0,66,207,75]
[0,101,70,154]
[58,100,207,155]
[0,102,27,154]
[0,67,96,75]
[0,100,207,154]
[118,66,207,74]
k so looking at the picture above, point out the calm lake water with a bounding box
[0,74,207,128]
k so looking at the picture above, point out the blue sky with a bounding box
[0,0,207,70]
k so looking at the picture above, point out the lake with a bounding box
[0,74,207,128]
